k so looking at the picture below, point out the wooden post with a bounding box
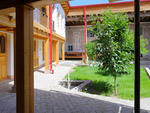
[134,0,140,112]
[16,5,34,113]
[12,28,16,92]
[45,38,49,73]
[62,42,65,61]
[50,5,53,73]
[84,7,87,64]
[56,41,59,65]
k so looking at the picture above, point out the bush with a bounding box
[86,41,97,60]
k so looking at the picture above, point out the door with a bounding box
[74,33,81,52]
[0,33,7,81]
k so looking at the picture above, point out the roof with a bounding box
[61,0,150,16]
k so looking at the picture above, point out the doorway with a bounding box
[0,33,7,81]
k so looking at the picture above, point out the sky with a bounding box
[69,0,134,6]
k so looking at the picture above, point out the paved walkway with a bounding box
[0,60,150,113]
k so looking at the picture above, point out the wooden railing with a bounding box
[34,52,39,68]
[65,52,84,59]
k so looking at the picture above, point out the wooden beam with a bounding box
[67,16,84,21]
[0,15,15,27]
[128,11,150,18]
[45,38,49,73]
[60,2,70,16]
[29,0,70,9]
[66,12,150,25]
[0,0,70,10]
[0,7,15,15]
[34,32,48,40]
[62,42,65,61]
[34,21,50,33]
[16,5,34,113]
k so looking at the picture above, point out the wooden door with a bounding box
[0,33,7,81]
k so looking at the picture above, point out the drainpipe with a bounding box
[84,6,87,64]
[134,0,140,112]
[50,5,54,74]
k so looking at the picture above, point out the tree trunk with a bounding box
[114,71,117,96]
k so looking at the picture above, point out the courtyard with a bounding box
[0,61,150,113]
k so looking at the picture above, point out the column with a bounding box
[45,38,49,73]
[50,5,53,72]
[56,41,59,65]
[16,5,34,113]
[134,0,141,112]
[62,42,65,61]
[12,28,16,92]
[84,7,87,64]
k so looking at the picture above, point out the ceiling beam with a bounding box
[0,0,70,14]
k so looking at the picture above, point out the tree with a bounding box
[89,10,136,95]
[86,41,97,60]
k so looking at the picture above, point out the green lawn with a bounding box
[67,65,150,100]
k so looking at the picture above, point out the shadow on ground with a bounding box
[0,80,149,113]
[87,80,113,95]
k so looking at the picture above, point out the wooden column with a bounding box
[84,7,87,64]
[50,5,53,73]
[56,41,59,65]
[16,5,34,113]
[12,28,16,92]
[45,38,49,73]
[134,0,140,112]
[62,42,65,61]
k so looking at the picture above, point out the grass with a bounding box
[67,65,150,100]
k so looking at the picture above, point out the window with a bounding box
[52,5,55,10]
[87,30,94,37]
[52,20,55,31]
[41,7,47,17]
[68,45,73,52]
[0,35,5,53]
[57,11,60,31]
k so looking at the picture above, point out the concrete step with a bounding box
[140,61,150,65]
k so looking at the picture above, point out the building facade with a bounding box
[65,0,150,59]
[0,3,66,81]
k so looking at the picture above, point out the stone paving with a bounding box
[0,60,150,113]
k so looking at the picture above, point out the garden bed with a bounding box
[66,65,150,100]
[59,80,92,91]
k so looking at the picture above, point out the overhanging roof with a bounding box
[0,0,70,15]
[67,0,150,16]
